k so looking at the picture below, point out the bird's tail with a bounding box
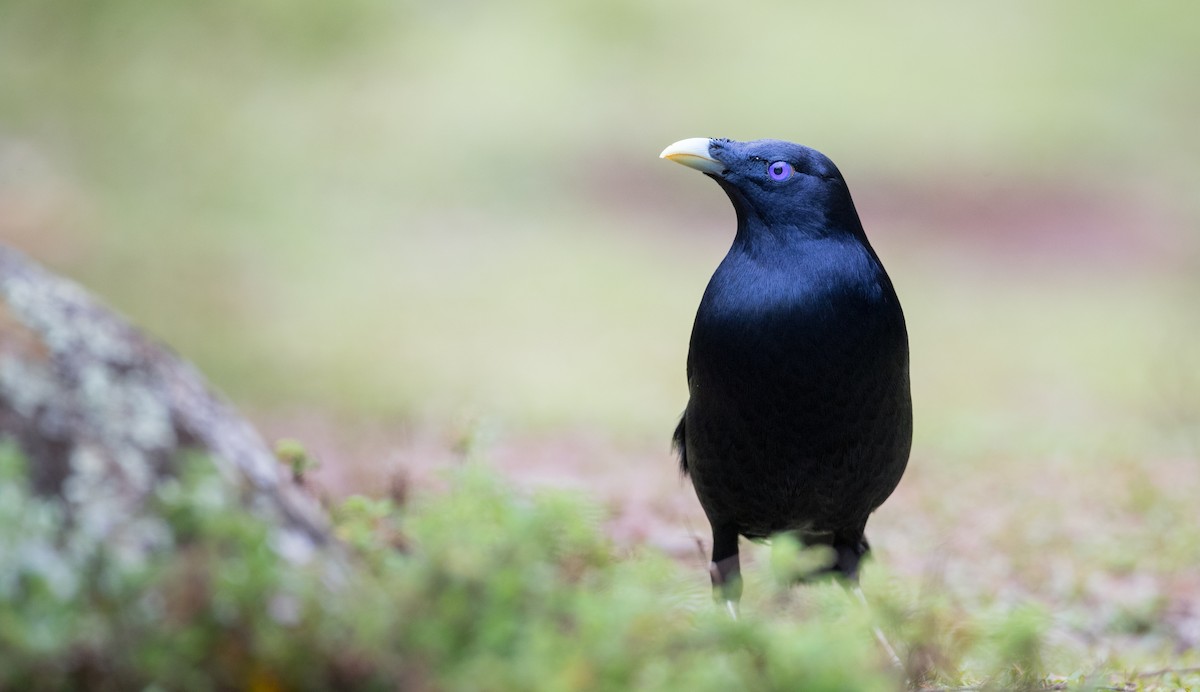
[672,414,688,476]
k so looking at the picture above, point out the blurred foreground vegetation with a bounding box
[12,443,1196,692]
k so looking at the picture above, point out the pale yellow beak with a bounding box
[659,137,724,175]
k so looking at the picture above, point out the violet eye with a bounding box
[768,161,794,181]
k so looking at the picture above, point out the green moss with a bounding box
[3,442,1196,690]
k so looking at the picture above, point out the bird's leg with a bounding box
[851,584,904,670]
[710,526,742,618]
[710,556,741,619]
[833,536,904,671]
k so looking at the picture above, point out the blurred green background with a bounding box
[2,1,1198,462]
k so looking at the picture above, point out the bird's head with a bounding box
[660,137,863,242]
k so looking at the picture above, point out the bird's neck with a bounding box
[731,215,866,262]
[722,183,868,255]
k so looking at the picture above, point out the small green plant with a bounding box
[274,437,320,483]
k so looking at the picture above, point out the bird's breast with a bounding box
[686,248,908,427]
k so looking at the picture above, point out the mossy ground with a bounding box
[2,442,1197,690]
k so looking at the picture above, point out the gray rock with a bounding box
[0,244,331,565]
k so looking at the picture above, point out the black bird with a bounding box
[661,137,911,614]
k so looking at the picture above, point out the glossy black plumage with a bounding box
[663,138,911,607]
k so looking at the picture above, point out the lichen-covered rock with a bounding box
[0,244,330,564]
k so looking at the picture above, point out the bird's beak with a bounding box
[660,138,725,175]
